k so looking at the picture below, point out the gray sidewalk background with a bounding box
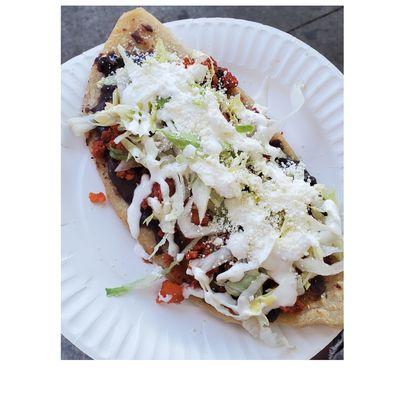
[61,5,343,360]
[62,6,343,71]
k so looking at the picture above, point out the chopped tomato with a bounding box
[89,192,106,203]
[157,229,165,238]
[116,170,135,180]
[167,260,191,285]
[100,125,121,144]
[140,199,148,209]
[280,298,305,314]
[166,178,176,196]
[156,280,184,304]
[183,56,195,68]
[150,179,175,201]
[141,179,175,210]
[191,206,210,226]
[200,214,210,226]
[201,56,217,70]
[91,125,125,159]
[150,182,163,202]
[185,250,199,260]
[218,68,238,91]
[193,242,205,251]
[193,240,212,256]
[200,57,238,92]
[91,140,106,159]
[162,253,174,266]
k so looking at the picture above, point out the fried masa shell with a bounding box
[82,7,343,328]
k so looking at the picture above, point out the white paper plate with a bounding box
[61,17,343,360]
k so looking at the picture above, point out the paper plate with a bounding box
[61,17,343,359]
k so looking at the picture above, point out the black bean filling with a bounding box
[106,157,162,242]
[95,53,124,76]
[269,138,283,149]
[139,206,161,240]
[106,156,148,204]
[173,228,191,252]
[90,84,117,113]
[91,51,149,113]
[262,278,279,293]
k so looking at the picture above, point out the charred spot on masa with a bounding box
[335,283,343,290]
[142,23,153,32]
[269,138,283,149]
[131,30,144,44]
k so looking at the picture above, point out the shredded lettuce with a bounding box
[209,189,224,208]
[318,186,338,204]
[219,143,235,167]
[106,272,162,297]
[68,116,95,137]
[120,138,143,161]
[301,271,315,290]
[308,246,325,260]
[159,129,200,150]
[153,38,176,63]
[112,88,120,105]
[221,94,245,123]
[242,315,290,348]
[295,257,343,276]
[93,105,134,126]
[310,206,327,222]
[224,270,260,297]
[108,147,127,161]
[192,98,206,108]
[155,96,171,110]
[148,234,168,259]
[142,213,154,226]
[249,292,276,314]
[235,124,255,134]
[175,154,187,165]
[191,177,211,222]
